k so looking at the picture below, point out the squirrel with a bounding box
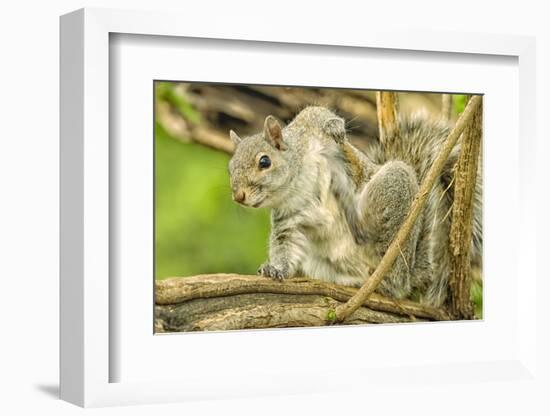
[228,106,482,307]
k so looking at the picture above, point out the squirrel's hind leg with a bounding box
[356,161,422,300]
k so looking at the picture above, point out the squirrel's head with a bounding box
[228,115,294,209]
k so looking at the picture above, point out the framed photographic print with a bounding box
[153,82,482,334]
[60,7,541,409]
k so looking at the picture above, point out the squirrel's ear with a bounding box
[263,115,287,151]
[229,130,242,146]
[323,117,346,143]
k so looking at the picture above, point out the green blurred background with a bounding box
[155,123,270,278]
[154,81,481,317]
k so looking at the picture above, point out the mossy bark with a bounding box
[155,274,450,332]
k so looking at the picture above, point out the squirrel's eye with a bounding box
[258,155,271,170]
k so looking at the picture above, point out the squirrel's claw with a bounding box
[258,263,288,281]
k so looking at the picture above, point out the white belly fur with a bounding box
[291,143,377,287]
[298,192,376,287]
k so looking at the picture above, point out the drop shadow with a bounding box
[34,383,59,399]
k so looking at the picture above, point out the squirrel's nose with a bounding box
[233,189,246,203]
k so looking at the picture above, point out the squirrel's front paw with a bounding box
[257,263,289,281]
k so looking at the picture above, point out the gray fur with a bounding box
[228,106,482,307]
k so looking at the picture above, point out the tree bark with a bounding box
[441,94,453,122]
[155,274,450,332]
[376,91,400,147]
[448,97,483,319]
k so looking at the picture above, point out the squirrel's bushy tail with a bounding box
[379,114,483,306]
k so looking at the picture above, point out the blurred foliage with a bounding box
[156,81,202,124]
[155,122,270,279]
[454,94,468,115]
[471,280,483,319]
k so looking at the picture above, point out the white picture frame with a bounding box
[60,7,541,409]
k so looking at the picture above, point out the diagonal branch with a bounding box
[334,95,483,322]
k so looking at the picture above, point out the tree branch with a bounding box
[376,91,400,146]
[191,125,235,154]
[448,97,482,319]
[156,98,235,154]
[155,274,450,332]
[334,95,483,322]
[441,94,453,122]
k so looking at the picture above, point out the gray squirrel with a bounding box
[228,106,482,307]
